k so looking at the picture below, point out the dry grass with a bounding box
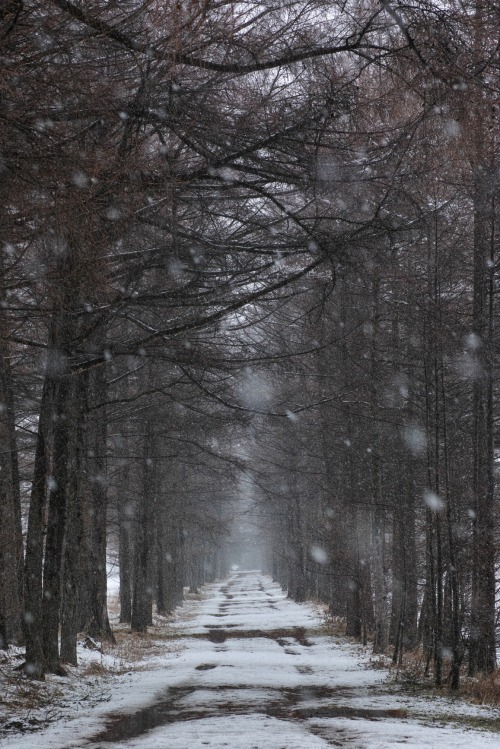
[460,672,500,706]
[80,661,109,677]
[0,675,63,712]
[390,649,428,687]
[387,648,500,706]
[94,625,183,673]
[316,611,348,638]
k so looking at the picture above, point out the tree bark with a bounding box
[82,366,114,642]
[131,422,155,633]
[390,476,418,662]
[469,164,496,675]
[41,374,71,675]
[0,333,23,646]
[60,376,85,665]
[23,378,54,678]
[119,477,133,623]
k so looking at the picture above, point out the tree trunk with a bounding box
[390,477,418,663]
[60,377,85,665]
[41,375,71,675]
[23,378,53,678]
[83,366,114,642]
[131,505,150,632]
[469,162,496,675]
[468,1,497,677]
[0,333,23,646]
[119,485,133,623]
[131,424,155,633]
[372,502,388,654]
[440,360,463,689]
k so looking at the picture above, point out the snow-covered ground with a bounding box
[1,571,499,748]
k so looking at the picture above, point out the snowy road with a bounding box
[3,571,499,748]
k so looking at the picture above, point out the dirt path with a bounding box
[85,571,355,748]
[82,571,498,749]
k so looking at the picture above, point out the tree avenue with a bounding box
[0,0,497,689]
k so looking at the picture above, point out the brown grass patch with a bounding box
[81,662,109,677]
[460,672,500,706]
[316,613,348,638]
[387,648,500,707]
[104,630,182,667]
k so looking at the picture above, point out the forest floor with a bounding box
[1,570,499,748]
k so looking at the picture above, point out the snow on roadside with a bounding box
[0,587,203,744]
